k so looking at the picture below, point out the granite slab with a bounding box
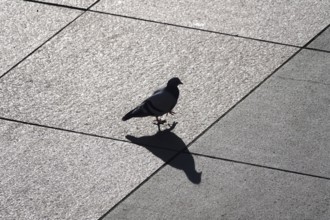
[0,12,297,145]
[93,0,330,46]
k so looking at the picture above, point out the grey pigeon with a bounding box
[122,77,183,129]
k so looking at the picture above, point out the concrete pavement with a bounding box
[1,0,329,219]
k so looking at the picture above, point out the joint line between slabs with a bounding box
[21,0,321,52]
[0,116,129,144]
[302,24,330,49]
[3,115,329,182]
[190,152,330,181]
[0,0,100,80]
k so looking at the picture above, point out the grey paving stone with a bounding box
[308,26,330,52]
[104,154,330,219]
[93,0,330,46]
[0,119,175,220]
[0,0,81,77]
[189,67,330,177]
[275,49,330,85]
[36,0,96,8]
[0,12,297,144]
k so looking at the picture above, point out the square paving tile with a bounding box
[104,154,330,219]
[93,0,330,46]
[34,0,97,8]
[189,51,330,177]
[0,0,81,77]
[0,119,174,220]
[0,12,297,144]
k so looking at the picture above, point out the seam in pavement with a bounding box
[99,23,330,218]
[3,1,329,218]
[0,0,100,80]
[0,116,129,144]
[2,115,330,183]
[2,115,330,182]
[23,0,330,54]
[24,0,90,11]
[275,75,330,86]
[302,24,330,48]
[190,152,330,181]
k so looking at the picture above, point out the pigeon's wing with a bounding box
[122,86,178,121]
[146,89,177,116]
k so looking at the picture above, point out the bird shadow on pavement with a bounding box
[126,122,202,184]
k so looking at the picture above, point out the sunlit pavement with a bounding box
[1,1,329,219]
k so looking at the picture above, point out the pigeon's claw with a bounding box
[166,111,176,116]
[153,119,167,125]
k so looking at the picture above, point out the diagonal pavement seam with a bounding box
[0,0,100,80]
[24,0,330,54]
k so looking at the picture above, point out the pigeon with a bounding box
[122,77,183,129]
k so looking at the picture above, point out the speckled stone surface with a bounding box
[189,50,330,177]
[35,0,97,8]
[0,12,297,144]
[93,0,330,46]
[104,154,330,219]
[308,26,330,51]
[0,120,172,220]
[0,0,81,77]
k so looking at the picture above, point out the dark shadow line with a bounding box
[0,116,129,144]
[184,48,303,150]
[190,152,330,181]
[22,0,307,50]
[1,0,101,80]
[302,24,330,48]
[21,0,330,55]
[0,7,84,80]
[304,47,330,54]
[3,115,330,182]
[98,134,197,220]
[89,9,301,48]
[24,0,87,11]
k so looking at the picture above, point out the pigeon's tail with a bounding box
[122,106,149,121]
[122,110,134,121]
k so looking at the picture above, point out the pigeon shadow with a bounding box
[126,123,202,184]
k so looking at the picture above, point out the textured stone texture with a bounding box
[36,0,96,8]
[104,154,330,219]
[93,0,330,46]
[189,50,330,177]
[308,26,330,51]
[0,12,297,144]
[0,0,81,77]
[0,119,172,220]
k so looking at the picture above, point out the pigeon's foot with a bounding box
[153,119,167,125]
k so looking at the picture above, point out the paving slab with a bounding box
[189,50,330,177]
[34,0,97,8]
[0,119,183,220]
[308,26,330,52]
[93,0,330,46]
[0,12,297,145]
[0,0,81,77]
[104,154,330,219]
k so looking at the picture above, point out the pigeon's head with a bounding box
[167,77,183,87]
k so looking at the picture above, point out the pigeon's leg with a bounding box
[166,110,176,116]
[169,110,176,115]
[153,117,161,131]
[153,116,166,125]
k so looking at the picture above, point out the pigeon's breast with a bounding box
[147,90,177,116]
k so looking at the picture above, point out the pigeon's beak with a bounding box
[179,80,183,85]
